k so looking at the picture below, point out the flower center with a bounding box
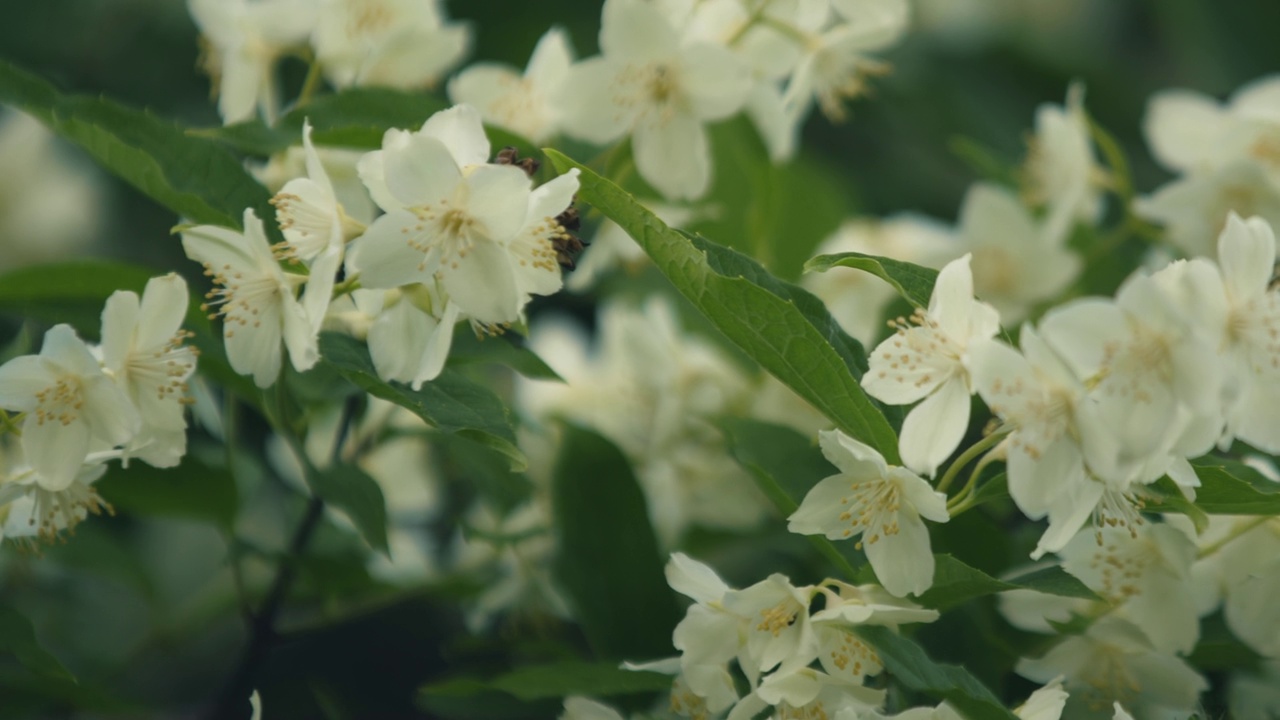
[33,376,84,428]
[837,475,901,548]
[757,599,800,637]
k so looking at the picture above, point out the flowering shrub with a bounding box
[2,1,1280,718]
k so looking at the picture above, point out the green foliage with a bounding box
[447,326,564,381]
[804,251,940,309]
[318,333,526,471]
[856,625,1017,720]
[1183,458,1280,514]
[0,60,272,233]
[0,605,74,682]
[551,424,681,661]
[97,456,238,531]
[547,149,900,463]
[309,463,390,554]
[422,661,671,704]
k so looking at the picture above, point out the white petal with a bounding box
[385,133,462,208]
[1219,212,1277,299]
[440,240,522,324]
[348,211,436,288]
[679,43,751,121]
[818,429,889,477]
[665,552,730,603]
[1144,89,1224,172]
[898,374,971,477]
[411,300,459,388]
[80,374,141,446]
[555,58,634,145]
[99,289,140,373]
[632,110,711,200]
[466,164,534,242]
[0,356,54,410]
[420,104,491,168]
[224,297,284,388]
[866,511,935,597]
[23,413,91,492]
[600,0,679,61]
[281,293,319,373]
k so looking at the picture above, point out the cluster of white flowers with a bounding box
[1138,75,1280,258]
[0,275,197,542]
[190,0,470,123]
[182,104,579,391]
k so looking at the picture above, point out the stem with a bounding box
[935,430,1007,494]
[946,451,1000,515]
[1198,515,1272,559]
[296,54,324,108]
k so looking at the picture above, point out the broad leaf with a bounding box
[310,463,390,554]
[1179,458,1280,515]
[546,150,899,462]
[422,661,670,703]
[804,251,939,309]
[0,60,272,233]
[447,326,563,381]
[97,456,238,531]
[856,625,1016,720]
[0,605,74,682]
[551,424,681,661]
[318,333,525,471]
[858,554,1097,610]
[719,417,860,578]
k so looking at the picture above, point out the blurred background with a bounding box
[1,0,1278,717]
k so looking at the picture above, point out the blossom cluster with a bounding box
[0,275,197,542]
[182,104,580,390]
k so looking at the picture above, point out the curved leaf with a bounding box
[318,333,525,471]
[804,251,939,309]
[0,60,271,232]
[0,605,74,682]
[311,463,390,554]
[546,149,899,462]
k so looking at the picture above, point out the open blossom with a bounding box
[312,0,470,90]
[0,449,115,543]
[0,325,139,490]
[557,0,751,200]
[448,27,573,144]
[788,430,949,597]
[182,209,319,388]
[862,254,1000,476]
[100,274,198,468]
[188,0,316,123]
[356,285,460,389]
[270,121,367,329]
[350,105,576,326]
[1021,82,1105,229]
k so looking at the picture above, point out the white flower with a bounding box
[1135,160,1280,259]
[0,449,114,543]
[809,581,938,684]
[802,214,955,347]
[100,274,198,468]
[788,429,949,597]
[557,0,751,199]
[1038,272,1223,481]
[313,0,470,90]
[270,121,368,330]
[509,169,579,303]
[1015,678,1068,720]
[560,697,625,720]
[955,183,1081,323]
[969,328,1120,557]
[862,254,1000,477]
[783,0,909,124]
[188,0,316,123]
[182,209,319,387]
[1060,524,1200,654]
[1017,617,1207,715]
[727,666,886,720]
[350,105,537,325]
[449,27,574,144]
[0,325,139,489]
[356,285,460,389]
[1022,82,1105,229]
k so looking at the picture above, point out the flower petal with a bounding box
[420,104,491,168]
[898,374,971,477]
[632,110,711,200]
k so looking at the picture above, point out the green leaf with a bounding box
[310,463,390,554]
[97,456,238,531]
[856,625,1016,720]
[719,417,861,578]
[318,333,525,471]
[551,424,681,661]
[1178,458,1280,515]
[213,88,450,155]
[1002,565,1099,602]
[450,661,671,701]
[0,605,75,682]
[0,60,272,232]
[804,251,939,309]
[447,326,563,381]
[858,555,1098,610]
[1146,475,1210,533]
[546,149,899,463]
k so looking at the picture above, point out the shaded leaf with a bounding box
[310,463,390,554]
[546,150,898,462]
[804,251,939,309]
[551,424,681,661]
[318,333,525,471]
[0,60,272,233]
[858,555,1097,610]
[0,605,74,682]
[447,326,563,381]
[97,456,238,531]
[856,625,1016,720]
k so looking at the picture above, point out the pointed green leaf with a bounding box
[804,251,939,309]
[310,463,390,554]
[551,424,681,661]
[479,661,670,701]
[856,625,1016,720]
[546,150,898,462]
[0,605,74,682]
[856,554,1098,610]
[1181,458,1280,515]
[318,333,526,471]
[447,326,563,382]
[0,60,272,233]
